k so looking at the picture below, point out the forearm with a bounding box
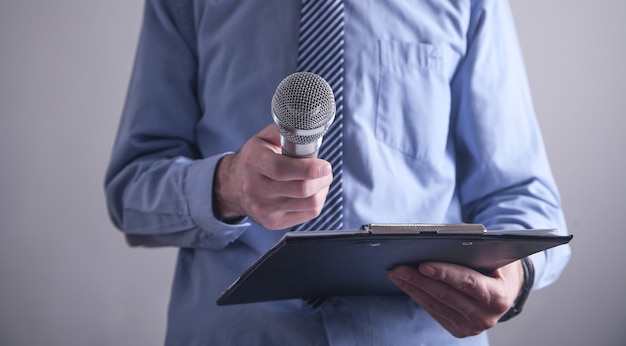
[105,153,250,249]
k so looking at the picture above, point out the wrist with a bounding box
[213,154,245,223]
[499,257,535,322]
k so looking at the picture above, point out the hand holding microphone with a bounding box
[213,73,335,230]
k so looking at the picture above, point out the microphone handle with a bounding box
[280,136,323,158]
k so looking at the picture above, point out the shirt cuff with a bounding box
[528,240,571,290]
[185,153,250,248]
[528,252,545,289]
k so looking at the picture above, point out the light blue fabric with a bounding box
[105,0,571,344]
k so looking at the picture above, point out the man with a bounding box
[105,0,571,344]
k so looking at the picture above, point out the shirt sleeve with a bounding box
[452,0,571,289]
[104,0,250,249]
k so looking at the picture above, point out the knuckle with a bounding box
[240,153,257,173]
[459,274,477,291]
[259,212,284,230]
[299,193,326,216]
[493,296,513,314]
[310,204,325,219]
[240,180,256,196]
[485,317,499,330]
[302,208,322,221]
[473,317,497,332]
[485,286,511,311]
[268,164,285,178]
[478,290,493,305]
[312,190,328,207]
[291,181,311,198]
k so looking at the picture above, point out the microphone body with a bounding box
[271,72,336,158]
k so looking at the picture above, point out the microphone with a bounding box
[271,72,336,158]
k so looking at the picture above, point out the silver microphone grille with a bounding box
[271,72,336,145]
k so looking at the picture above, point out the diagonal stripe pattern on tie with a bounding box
[293,0,344,232]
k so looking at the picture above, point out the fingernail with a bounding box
[419,265,436,277]
[393,267,411,280]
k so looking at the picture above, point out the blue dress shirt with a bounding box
[105,0,572,344]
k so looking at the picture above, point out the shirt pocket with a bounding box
[375,40,454,159]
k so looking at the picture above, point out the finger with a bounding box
[254,149,333,182]
[256,187,329,216]
[257,174,333,199]
[388,267,492,337]
[411,287,481,338]
[256,123,282,147]
[418,262,497,304]
[417,263,510,323]
[253,124,333,181]
[243,182,329,229]
[387,268,480,338]
[283,186,329,212]
[417,280,496,334]
[389,266,479,317]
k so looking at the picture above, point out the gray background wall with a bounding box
[0,1,623,345]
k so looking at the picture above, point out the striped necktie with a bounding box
[293,0,344,232]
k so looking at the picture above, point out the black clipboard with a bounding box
[217,224,572,306]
